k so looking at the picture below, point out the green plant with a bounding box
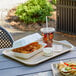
[16,0,53,24]
[52,0,56,5]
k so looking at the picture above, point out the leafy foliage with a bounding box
[16,0,53,24]
[52,0,56,5]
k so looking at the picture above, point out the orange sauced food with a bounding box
[12,42,42,54]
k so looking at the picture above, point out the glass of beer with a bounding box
[40,27,55,47]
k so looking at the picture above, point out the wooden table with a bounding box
[0,41,76,76]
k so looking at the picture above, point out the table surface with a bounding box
[0,41,76,76]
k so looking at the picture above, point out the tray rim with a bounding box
[2,40,73,65]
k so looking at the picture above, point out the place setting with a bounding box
[0,0,76,76]
[2,16,73,65]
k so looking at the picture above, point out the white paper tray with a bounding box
[3,40,73,65]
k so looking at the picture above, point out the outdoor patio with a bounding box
[0,0,76,76]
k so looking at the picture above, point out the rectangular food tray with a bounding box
[3,40,73,65]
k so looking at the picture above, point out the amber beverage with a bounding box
[40,27,55,47]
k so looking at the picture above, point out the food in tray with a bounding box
[12,42,42,54]
[58,61,76,76]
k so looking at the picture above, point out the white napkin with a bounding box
[13,33,42,49]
